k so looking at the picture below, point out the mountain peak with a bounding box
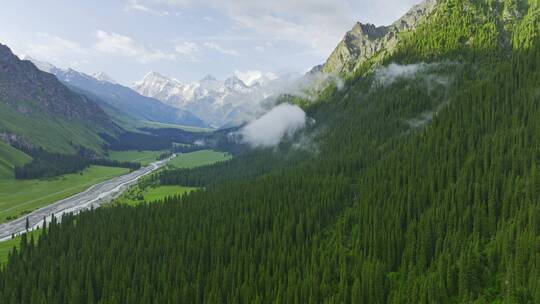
[323,0,439,75]
[233,70,279,87]
[349,22,388,40]
[224,75,248,90]
[91,72,116,84]
[142,71,169,82]
[200,74,217,82]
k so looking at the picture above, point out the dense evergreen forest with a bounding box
[101,132,174,152]
[13,148,140,180]
[102,129,245,155]
[1,0,539,303]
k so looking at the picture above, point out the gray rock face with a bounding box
[323,0,439,75]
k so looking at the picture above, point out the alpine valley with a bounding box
[0,0,539,303]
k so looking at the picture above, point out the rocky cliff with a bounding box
[323,0,439,75]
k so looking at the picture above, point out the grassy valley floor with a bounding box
[114,150,231,206]
[167,150,231,169]
[114,185,198,206]
[0,166,129,224]
[107,150,165,166]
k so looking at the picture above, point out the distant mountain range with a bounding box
[27,55,298,129]
[133,71,298,128]
[24,57,207,128]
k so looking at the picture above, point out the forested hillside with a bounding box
[1,0,539,303]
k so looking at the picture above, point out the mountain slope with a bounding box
[0,44,117,154]
[0,140,31,179]
[27,58,207,128]
[1,1,540,303]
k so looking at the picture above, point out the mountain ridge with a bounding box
[25,58,208,128]
[0,44,118,154]
[323,0,439,75]
[132,70,294,128]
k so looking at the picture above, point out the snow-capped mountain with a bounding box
[233,70,278,86]
[133,71,294,128]
[24,57,207,128]
[91,72,117,84]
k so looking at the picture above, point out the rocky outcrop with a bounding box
[323,0,439,75]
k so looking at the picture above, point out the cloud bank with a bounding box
[374,63,453,88]
[240,103,307,148]
[374,63,430,86]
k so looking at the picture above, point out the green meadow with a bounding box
[168,150,231,169]
[0,166,128,223]
[107,150,164,166]
[0,140,31,180]
[115,185,198,206]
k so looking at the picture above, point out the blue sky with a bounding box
[0,0,421,85]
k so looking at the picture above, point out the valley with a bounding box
[0,148,231,240]
[0,155,173,241]
[0,166,129,224]
[0,0,539,302]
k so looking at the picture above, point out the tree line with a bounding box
[1,1,539,303]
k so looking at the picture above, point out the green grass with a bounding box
[168,150,232,169]
[141,121,214,133]
[115,185,198,206]
[0,166,129,224]
[0,141,32,180]
[107,150,164,166]
[0,230,41,264]
[0,102,107,154]
[144,186,197,202]
[114,150,230,206]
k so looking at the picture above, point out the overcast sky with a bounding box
[0,0,421,85]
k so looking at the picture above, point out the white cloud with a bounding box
[19,33,90,69]
[154,0,421,55]
[26,33,86,60]
[174,41,199,60]
[125,0,171,16]
[94,30,176,63]
[375,63,429,86]
[203,42,240,56]
[240,103,307,148]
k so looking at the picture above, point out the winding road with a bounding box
[0,155,175,241]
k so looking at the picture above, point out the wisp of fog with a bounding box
[240,103,307,148]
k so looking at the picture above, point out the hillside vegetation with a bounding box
[0,141,30,180]
[0,1,539,303]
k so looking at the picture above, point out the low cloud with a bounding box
[375,63,430,86]
[240,103,307,148]
[374,63,453,88]
[284,70,345,101]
